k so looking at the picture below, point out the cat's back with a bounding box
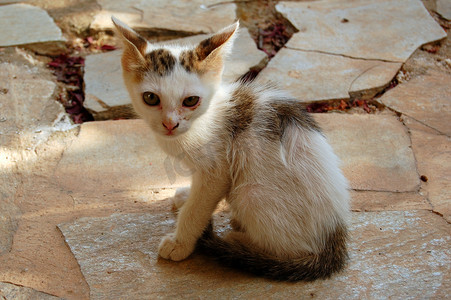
[226,80,321,142]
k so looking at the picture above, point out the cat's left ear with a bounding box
[193,21,239,73]
[112,16,148,73]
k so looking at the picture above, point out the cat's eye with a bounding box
[183,96,200,107]
[142,92,160,106]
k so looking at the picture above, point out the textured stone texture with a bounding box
[54,119,191,192]
[315,113,420,192]
[407,119,451,222]
[92,0,236,33]
[0,4,65,54]
[277,0,447,62]
[0,282,61,300]
[0,57,89,298]
[0,60,68,255]
[379,70,451,136]
[257,48,401,101]
[84,28,265,117]
[58,210,450,299]
[349,191,430,212]
[437,0,451,20]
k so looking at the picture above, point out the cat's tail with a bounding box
[196,222,348,282]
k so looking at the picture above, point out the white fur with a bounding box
[116,20,350,262]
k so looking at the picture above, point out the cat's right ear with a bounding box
[112,16,147,72]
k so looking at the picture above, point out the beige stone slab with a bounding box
[277,0,446,62]
[0,4,65,53]
[315,113,420,192]
[350,190,430,212]
[0,60,73,255]
[378,70,451,136]
[408,120,451,222]
[54,120,191,193]
[257,48,401,102]
[58,210,450,299]
[437,0,451,20]
[0,282,61,300]
[92,0,236,33]
[84,28,265,115]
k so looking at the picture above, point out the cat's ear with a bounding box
[112,16,147,72]
[193,21,239,74]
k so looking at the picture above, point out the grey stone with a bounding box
[58,210,450,299]
[378,70,451,136]
[257,48,401,102]
[84,29,265,117]
[0,282,61,300]
[277,0,447,62]
[0,4,65,54]
[83,50,128,113]
[91,0,236,33]
[315,113,420,192]
[54,120,191,193]
[437,0,451,20]
[407,118,451,222]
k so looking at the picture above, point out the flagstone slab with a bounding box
[54,119,191,193]
[84,28,265,118]
[277,0,447,62]
[0,282,61,300]
[349,190,430,212]
[378,70,451,136]
[58,210,450,299]
[315,113,419,192]
[407,120,451,223]
[258,48,401,102]
[91,0,236,33]
[0,3,66,54]
[437,0,451,20]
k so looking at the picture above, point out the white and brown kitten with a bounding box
[113,17,350,281]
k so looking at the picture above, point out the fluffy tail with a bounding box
[196,223,348,281]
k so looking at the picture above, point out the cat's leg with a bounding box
[159,171,228,261]
[171,187,190,209]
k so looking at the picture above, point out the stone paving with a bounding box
[0,0,450,299]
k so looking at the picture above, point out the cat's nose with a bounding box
[162,121,179,131]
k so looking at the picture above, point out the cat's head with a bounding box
[112,17,239,138]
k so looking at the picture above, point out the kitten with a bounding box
[112,17,350,281]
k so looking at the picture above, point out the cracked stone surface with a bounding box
[0,3,65,54]
[257,48,401,101]
[84,28,266,118]
[277,0,447,62]
[378,70,451,136]
[405,117,451,222]
[1,1,450,299]
[91,0,236,33]
[54,119,191,192]
[315,113,419,192]
[0,282,61,300]
[58,210,450,299]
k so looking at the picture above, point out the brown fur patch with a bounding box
[179,49,200,73]
[179,24,237,75]
[143,48,176,76]
[269,101,321,137]
[229,86,256,136]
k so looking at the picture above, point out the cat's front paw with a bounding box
[171,187,190,210]
[158,233,194,261]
